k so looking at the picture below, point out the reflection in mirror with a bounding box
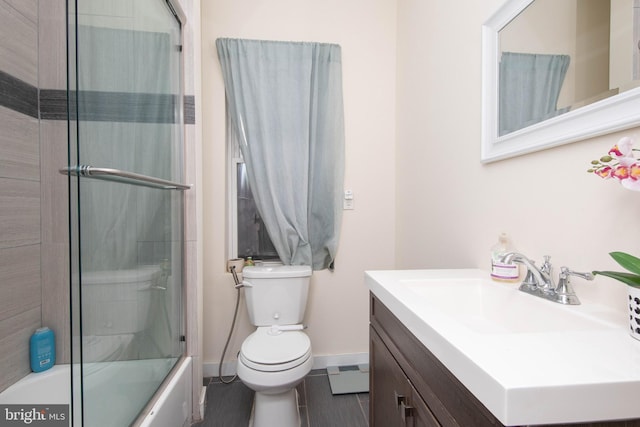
[482,0,640,162]
[498,0,633,136]
[499,51,570,135]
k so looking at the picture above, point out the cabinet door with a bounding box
[371,326,440,427]
[371,325,410,427]
[410,383,440,427]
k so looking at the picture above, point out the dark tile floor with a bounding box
[195,369,369,427]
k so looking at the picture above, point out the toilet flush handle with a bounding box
[277,324,306,331]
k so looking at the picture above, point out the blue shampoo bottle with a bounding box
[30,327,55,372]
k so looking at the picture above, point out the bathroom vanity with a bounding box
[366,269,640,427]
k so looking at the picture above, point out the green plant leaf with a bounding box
[592,270,640,288]
[609,252,640,275]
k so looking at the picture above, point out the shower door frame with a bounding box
[65,0,190,425]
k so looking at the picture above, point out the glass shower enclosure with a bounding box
[66,1,187,425]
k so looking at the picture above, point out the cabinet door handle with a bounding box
[400,401,415,422]
[395,391,414,422]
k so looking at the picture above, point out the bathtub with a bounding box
[0,365,69,405]
[0,357,192,427]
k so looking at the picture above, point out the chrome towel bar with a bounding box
[60,165,192,191]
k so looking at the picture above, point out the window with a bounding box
[228,146,279,261]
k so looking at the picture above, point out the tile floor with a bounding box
[194,369,369,427]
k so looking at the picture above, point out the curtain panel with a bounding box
[216,38,345,270]
[499,52,570,136]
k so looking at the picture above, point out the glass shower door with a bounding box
[67,1,185,425]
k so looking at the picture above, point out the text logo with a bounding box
[0,405,68,426]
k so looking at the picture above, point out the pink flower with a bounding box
[612,165,631,180]
[595,166,612,178]
[619,162,640,191]
[621,177,640,191]
[588,136,640,190]
[609,136,636,167]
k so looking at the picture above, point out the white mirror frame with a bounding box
[481,0,640,163]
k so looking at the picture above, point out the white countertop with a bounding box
[365,268,640,426]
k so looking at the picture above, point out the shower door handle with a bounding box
[60,165,192,191]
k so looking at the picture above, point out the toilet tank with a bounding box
[242,265,312,326]
[81,266,161,336]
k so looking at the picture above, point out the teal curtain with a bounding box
[499,52,570,136]
[216,38,345,270]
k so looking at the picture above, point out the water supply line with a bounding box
[218,265,242,384]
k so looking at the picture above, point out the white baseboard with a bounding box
[311,352,369,370]
[203,359,237,378]
[203,352,369,379]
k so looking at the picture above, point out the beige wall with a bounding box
[201,0,640,373]
[395,0,638,311]
[575,0,611,101]
[200,0,397,370]
[610,0,634,90]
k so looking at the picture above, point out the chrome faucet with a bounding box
[501,252,555,291]
[500,252,594,305]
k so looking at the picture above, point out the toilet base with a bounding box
[249,388,300,427]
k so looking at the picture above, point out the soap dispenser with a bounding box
[490,233,519,282]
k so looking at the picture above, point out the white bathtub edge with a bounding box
[138,357,193,427]
[0,365,70,405]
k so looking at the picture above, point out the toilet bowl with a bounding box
[238,328,313,426]
[236,265,313,427]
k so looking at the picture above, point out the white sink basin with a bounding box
[365,269,640,426]
[402,277,618,334]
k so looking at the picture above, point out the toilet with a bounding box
[237,264,313,427]
[81,266,161,362]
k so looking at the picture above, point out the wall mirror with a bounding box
[481,0,640,162]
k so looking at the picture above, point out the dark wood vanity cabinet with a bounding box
[369,293,500,427]
[371,325,439,427]
[369,293,640,427]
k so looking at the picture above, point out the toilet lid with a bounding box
[241,328,311,368]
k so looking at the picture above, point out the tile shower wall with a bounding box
[0,0,70,393]
[0,0,43,393]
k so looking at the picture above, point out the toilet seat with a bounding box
[240,327,311,372]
